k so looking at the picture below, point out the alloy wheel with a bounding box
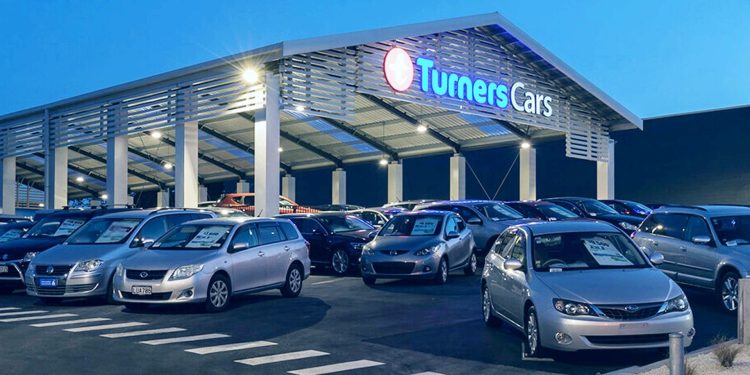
[526,310,539,355]
[289,268,302,294]
[209,279,228,308]
[722,275,739,311]
[440,260,448,283]
[482,288,491,322]
[332,250,349,275]
[470,254,477,273]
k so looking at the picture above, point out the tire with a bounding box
[363,276,376,285]
[433,258,448,285]
[204,274,231,312]
[38,297,63,305]
[331,249,350,276]
[280,264,303,298]
[101,273,116,305]
[482,285,501,327]
[124,303,149,312]
[464,253,478,276]
[524,306,545,357]
[718,270,740,314]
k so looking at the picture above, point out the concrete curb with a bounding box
[604,340,739,375]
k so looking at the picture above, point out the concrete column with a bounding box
[1,157,16,215]
[331,168,347,204]
[199,185,208,202]
[387,161,402,203]
[519,146,537,200]
[156,190,170,207]
[596,139,616,200]
[449,154,466,200]
[282,175,296,201]
[45,147,68,209]
[106,135,129,206]
[236,179,250,193]
[254,72,281,217]
[175,121,199,208]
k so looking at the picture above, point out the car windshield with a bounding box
[380,215,443,236]
[581,200,618,216]
[537,204,579,220]
[0,227,25,242]
[152,224,233,250]
[711,215,750,246]
[24,216,88,238]
[475,203,524,220]
[532,231,649,271]
[316,215,373,233]
[66,218,142,244]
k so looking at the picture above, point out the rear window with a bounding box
[279,222,299,240]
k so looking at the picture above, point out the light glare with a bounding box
[378,158,388,166]
[163,162,173,170]
[150,131,162,139]
[75,176,85,183]
[521,141,531,149]
[416,124,428,133]
[243,69,259,84]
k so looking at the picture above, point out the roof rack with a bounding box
[658,204,707,211]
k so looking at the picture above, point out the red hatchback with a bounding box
[216,193,318,216]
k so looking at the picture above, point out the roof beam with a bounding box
[69,146,168,189]
[361,94,461,152]
[490,119,531,140]
[33,152,107,184]
[317,117,400,160]
[16,161,99,196]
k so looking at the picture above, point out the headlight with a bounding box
[116,263,124,277]
[553,299,597,316]
[74,259,104,273]
[662,295,689,313]
[169,264,204,280]
[619,222,639,231]
[22,252,39,262]
[415,244,441,256]
[362,245,374,256]
[351,242,365,251]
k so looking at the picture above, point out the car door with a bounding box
[260,222,292,284]
[679,215,718,287]
[637,213,689,279]
[500,230,529,324]
[227,223,266,291]
[486,231,516,318]
[443,215,465,269]
[292,218,328,264]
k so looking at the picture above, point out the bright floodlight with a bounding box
[278,147,284,152]
[163,162,173,170]
[150,131,162,139]
[243,69,259,84]
[100,194,108,200]
[38,203,45,208]
[76,176,85,183]
[294,105,305,112]
[416,124,428,133]
[521,141,531,149]
[379,158,388,166]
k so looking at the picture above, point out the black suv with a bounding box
[0,208,135,293]
[505,201,580,221]
[542,197,644,234]
[279,213,377,276]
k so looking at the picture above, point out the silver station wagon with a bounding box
[481,220,694,356]
[113,217,311,312]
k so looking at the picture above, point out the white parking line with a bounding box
[185,340,277,355]
[0,313,77,323]
[65,322,148,332]
[235,350,330,366]
[288,360,385,375]
[0,310,47,317]
[0,307,21,312]
[31,318,111,327]
[101,327,186,338]
[139,333,229,346]
[311,279,346,286]
[410,372,446,375]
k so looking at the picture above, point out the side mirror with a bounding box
[230,242,250,252]
[445,231,460,239]
[503,258,523,271]
[692,236,711,245]
[649,252,665,265]
[467,217,482,225]
[131,237,154,248]
[142,239,155,248]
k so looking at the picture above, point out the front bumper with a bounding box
[112,271,210,305]
[0,261,25,288]
[360,252,441,279]
[25,268,107,298]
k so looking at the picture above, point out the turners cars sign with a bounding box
[383,47,553,118]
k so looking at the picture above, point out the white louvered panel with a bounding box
[0,115,45,158]
[565,125,609,161]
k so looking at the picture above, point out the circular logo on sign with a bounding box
[383,47,414,92]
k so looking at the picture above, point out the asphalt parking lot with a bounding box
[0,270,738,375]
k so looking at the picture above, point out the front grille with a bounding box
[372,262,415,274]
[379,250,409,256]
[66,283,97,293]
[597,302,663,320]
[587,334,669,345]
[126,269,168,280]
[35,286,66,296]
[35,265,73,276]
[32,279,97,295]
[121,291,172,301]
[0,265,21,279]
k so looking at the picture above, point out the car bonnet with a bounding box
[121,248,221,270]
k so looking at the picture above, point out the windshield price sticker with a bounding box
[186,226,227,248]
[96,220,139,243]
[411,218,439,235]
[582,237,633,266]
[0,229,23,243]
[53,219,86,236]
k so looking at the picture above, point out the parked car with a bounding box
[0,221,34,243]
[360,210,476,285]
[482,220,694,356]
[0,214,32,224]
[280,213,377,276]
[382,199,438,211]
[414,200,530,257]
[216,193,318,216]
[368,206,407,219]
[347,209,389,228]
[505,201,580,221]
[310,204,364,212]
[633,205,750,313]
[198,201,218,208]
[0,208,134,294]
[200,207,248,218]
[25,209,214,304]
[600,199,652,218]
[113,217,310,312]
[542,197,643,234]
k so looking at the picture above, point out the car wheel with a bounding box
[204,274,231,312]
[525,306,545,357]
[363,276,376,286]
[280,264,303,298]
[482,285,501,327]
[124,303,149,312]
[433,258,448,285]
[464,253,478,276]
[101,273,116,305]
[719,271,740,313]
[331,249,350,276]
[38,297,62,306]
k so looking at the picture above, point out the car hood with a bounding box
[32,244,126,265]
[331,229,376,242]
[535,268,681,305]
[368,235,440,251]
[485,218,534,228]
[590,213,643,225]
[0,237,66,260]
[122,249,220,270]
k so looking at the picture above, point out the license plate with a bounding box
[0,265,8,273]
[38,278,58,287]
[131,286,152,296]
[619,322,648,330]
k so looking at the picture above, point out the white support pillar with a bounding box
[236,179,250,193]
[175,121,199,208]
[156,190,170,207]
[106,135,129,207]
[282,175,296,201]
[519,146,537,201]
[331,168,347,204]
[1,157,16,215]
[596,139,616,200]
[387,161,403,203]
[45,147,68,209]
[254,72,281,217]
[449,154,466,200]
[199,185,208,202]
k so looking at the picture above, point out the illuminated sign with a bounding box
[383,47,414,92]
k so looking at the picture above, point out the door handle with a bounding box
[679,246,687,252]
[258,251,265,257]
[284,245,290,252]
[652,241,659,246]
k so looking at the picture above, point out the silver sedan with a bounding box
[481,220,694,356]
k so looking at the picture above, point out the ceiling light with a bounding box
[100,194,108,200]
[150,131,162,139]
[416,124,428,133]
[75,176,85,183]
[294,105,305,112]
[163,162,173,170]
[521,141,531,149]
[242,69,259,84]
[379,158,388,166]
[278,147,284,152]
[38,203,45,208]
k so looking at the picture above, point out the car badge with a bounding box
[389,251,398,256]
[624,305,640,312]
[140,271,149,279]
[46,266,54,274]
[1,254,7,260]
